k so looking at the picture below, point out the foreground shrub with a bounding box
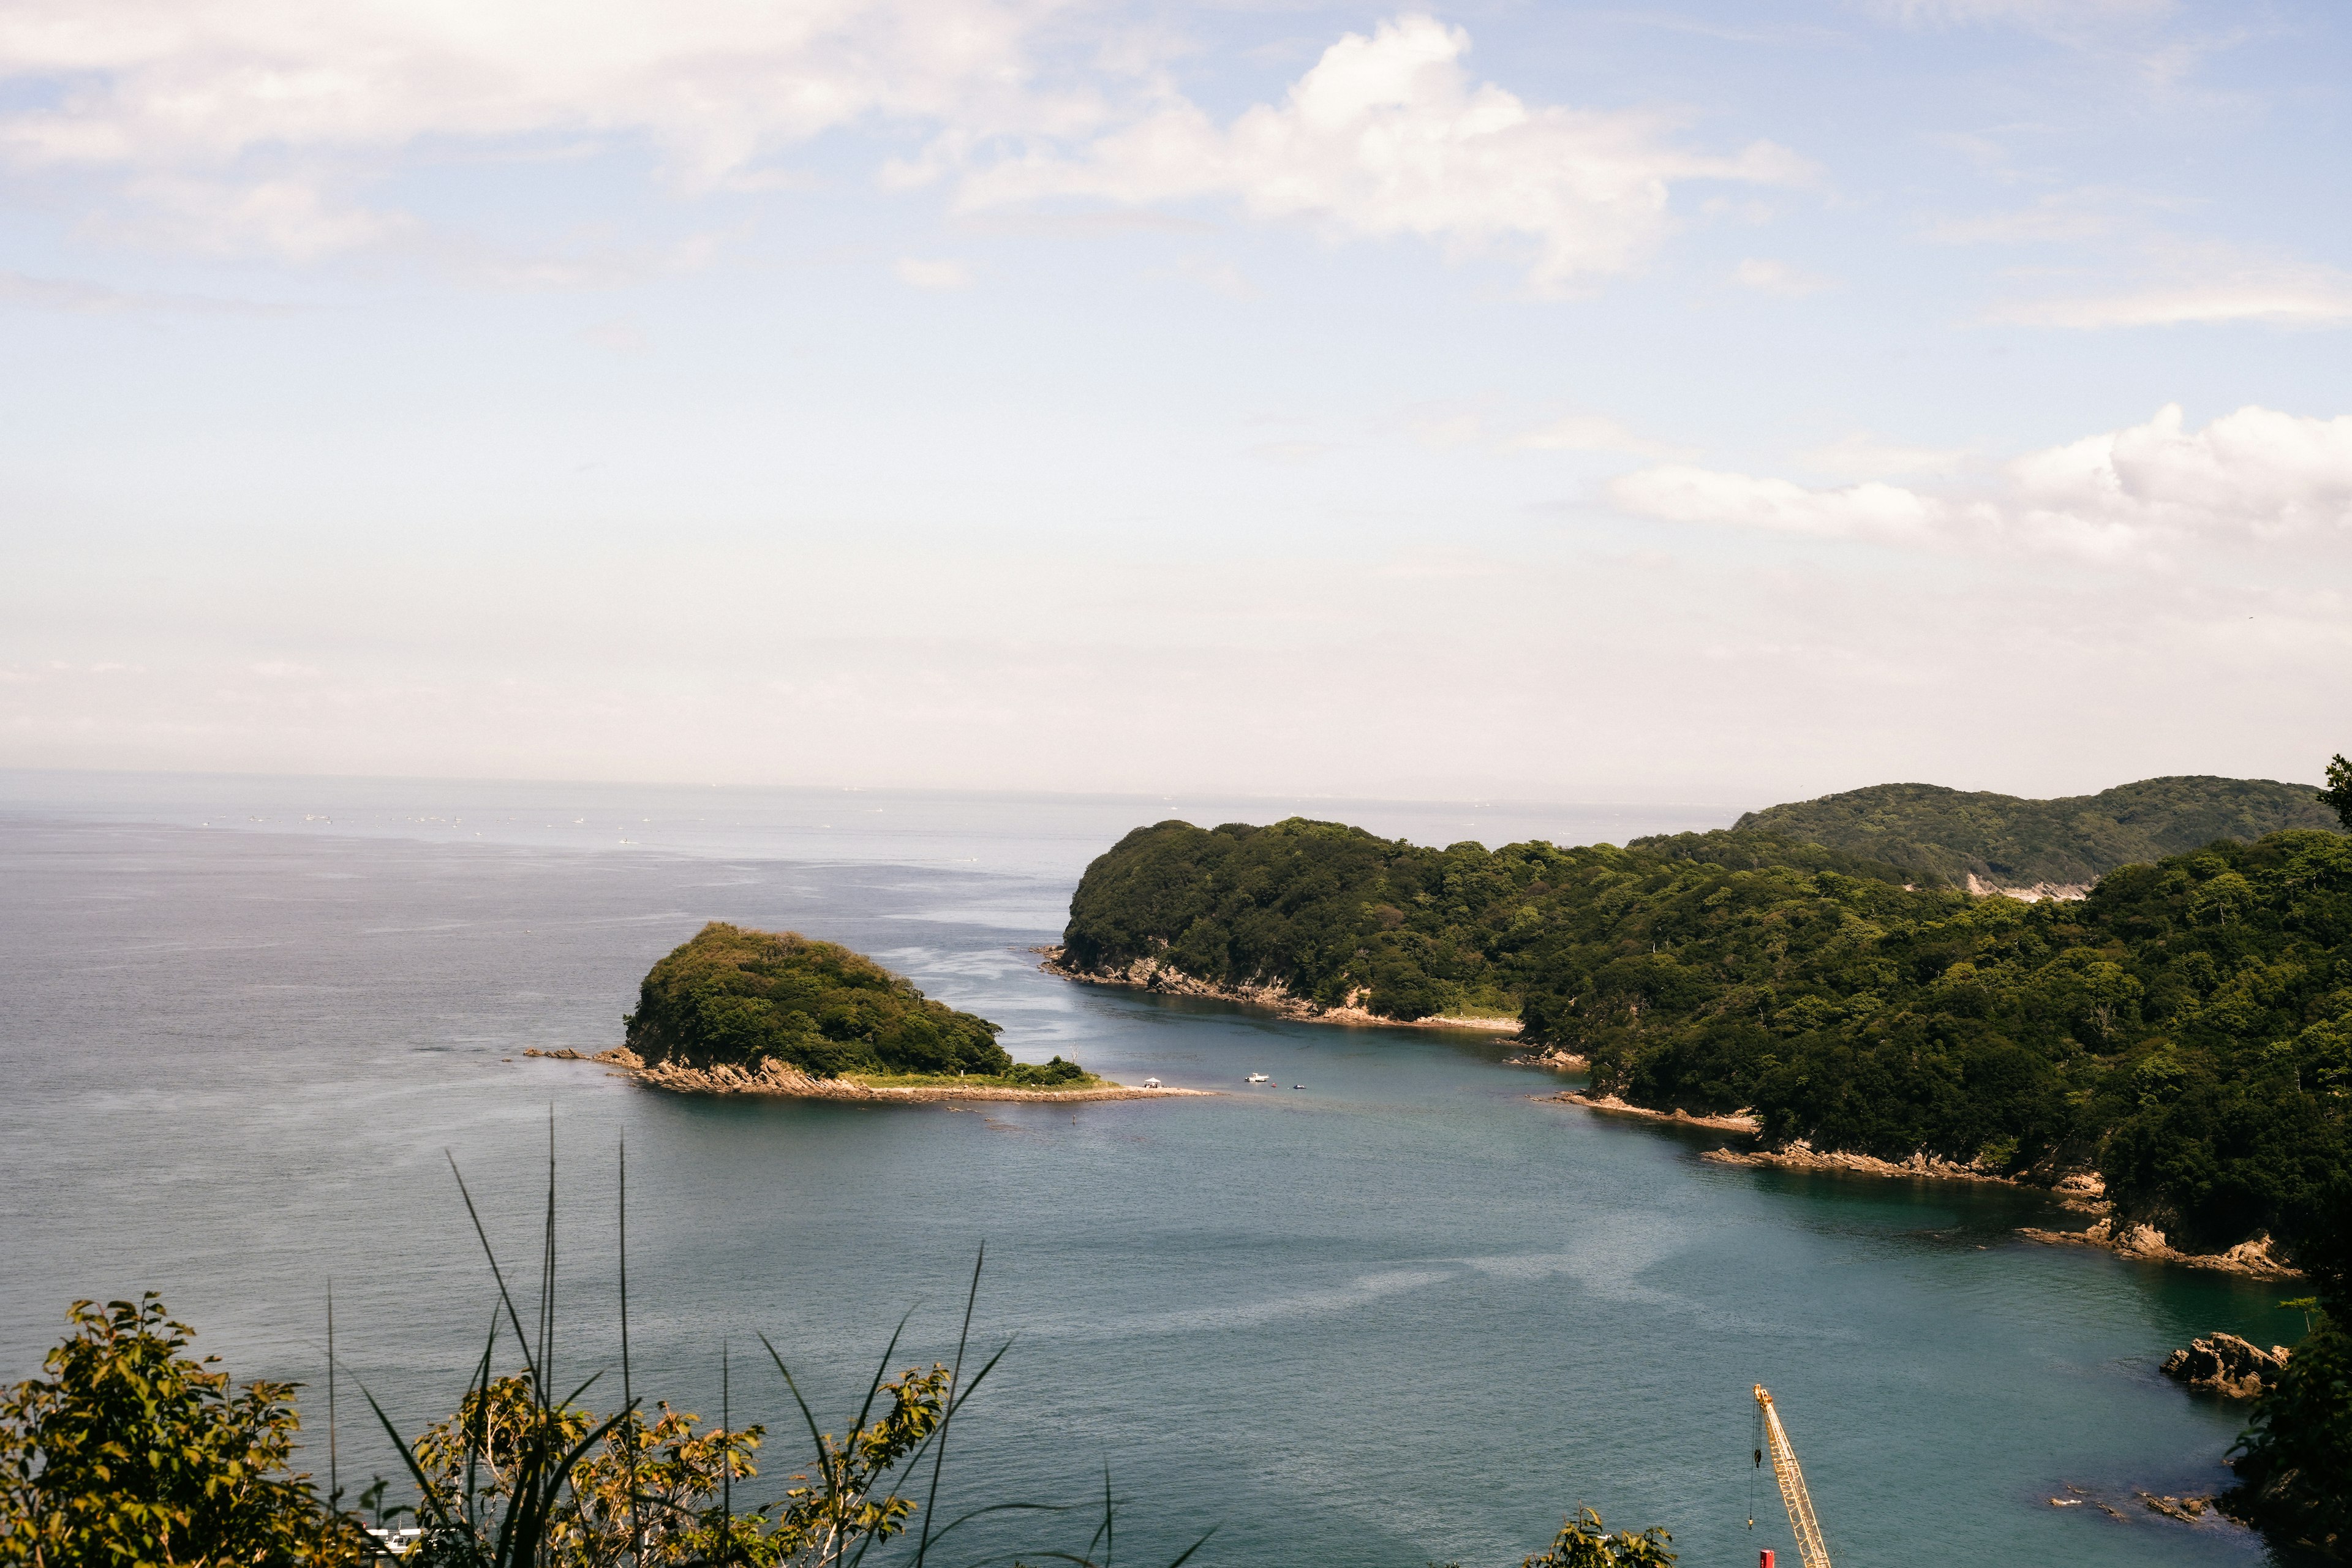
[0,1294,366,1566]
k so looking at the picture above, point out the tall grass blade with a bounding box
[912,1244,986,1568]
[447,1153,540,1390]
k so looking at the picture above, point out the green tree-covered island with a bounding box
[585,921,1201,1101]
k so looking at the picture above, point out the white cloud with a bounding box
[1731,257,1832,296]
[0,0,1078,257]
[121,175,416,259]
[1797,433,1975,480]
[1993,267,2352,328]
[954,15,1810,294]
[893,257,972,290]
[1611,404,2352,561]
[1511,413,1689,458]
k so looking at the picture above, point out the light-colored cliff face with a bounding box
[1965,872,2092,901]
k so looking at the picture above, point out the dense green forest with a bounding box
[1058,808,2351,1253]
[625,922,1012,1078]
[1735,775,2335,888]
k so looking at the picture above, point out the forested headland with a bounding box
[1055,766,2352,1554]
[1054,774,2350,1258]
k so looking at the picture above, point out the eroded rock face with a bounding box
[2160,1333,2290,1398]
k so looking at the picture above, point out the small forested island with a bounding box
[586,922,1199,1101]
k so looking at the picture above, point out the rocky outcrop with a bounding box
[2019,1219,2301,1279]
[2136,1491,2217,1521]
[524,1047,1210,1103]
[1551,1091,1760,1133]
[1702,1140,2017,1183]
[2161,1333,2291,1398]
[1038,948,1522,1035]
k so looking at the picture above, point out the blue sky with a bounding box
[2,0,2348,806]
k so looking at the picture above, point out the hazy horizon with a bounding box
[5,1,2347,800]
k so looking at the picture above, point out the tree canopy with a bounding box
[625,923,1012,1079]
[1733,774,2337,888]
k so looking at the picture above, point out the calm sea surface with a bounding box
[0,773,2306,1567]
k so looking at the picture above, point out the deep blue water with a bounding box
[0,775,2308,1567]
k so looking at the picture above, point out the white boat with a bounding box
[1246,1072,1271,1084]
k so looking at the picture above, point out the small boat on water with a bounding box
[1246,1072,1271,1084]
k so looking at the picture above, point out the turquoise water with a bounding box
[0,777,2306,1566]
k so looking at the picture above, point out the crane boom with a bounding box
[1753,1385,1833,1568]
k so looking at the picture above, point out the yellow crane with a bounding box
[1751,1384,1833,1568]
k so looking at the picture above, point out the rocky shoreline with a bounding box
[1701,1140,2029,1185]
[1542,1090,1759,1133]
[523,1047,1213,1103]
[2162,1333,2291,1398]
[1535,1095,2304,1280]
[2018,1218,2300,1279]
[1037,948,1522,1035]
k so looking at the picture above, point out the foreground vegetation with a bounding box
[1,1142,1208,1567]
[2228,1210,2351,1558]
[626,924,1016,1080]
[0,1144,1669,1566]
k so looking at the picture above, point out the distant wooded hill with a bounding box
[1730,775,2337,889]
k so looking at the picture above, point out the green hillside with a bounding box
[1732,775,2337,889]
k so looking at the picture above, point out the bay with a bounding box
[0,773,2300,1566]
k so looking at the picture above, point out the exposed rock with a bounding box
[2160,1333,2291,1398]
[1551,1091,1759,1133]
[530,1046,1210,1103]
[2019,1219,2302,1280]
[1702,1139,2014,1183]
[2051,1170,2109,1211]
[1507,1046,1589,1069]
[1038,948,1522,1035]
[2135,1491,2215,1522]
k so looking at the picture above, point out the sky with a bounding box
[2,0,2348,809]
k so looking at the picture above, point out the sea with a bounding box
[0,771,2306,1567]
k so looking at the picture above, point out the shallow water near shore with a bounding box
[0,776,2309,1567]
